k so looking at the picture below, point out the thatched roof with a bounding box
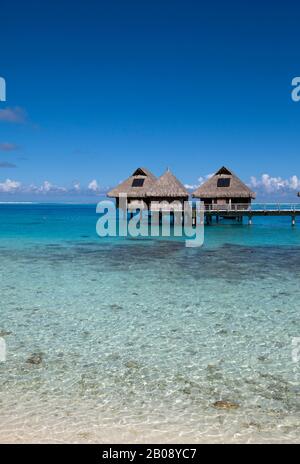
[147,168,189,199]
[192,166,256,199]
[107,167,156,198]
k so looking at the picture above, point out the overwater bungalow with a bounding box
[147,168,189,211]
[107,167,189,211]
[107,167,156,208]
[192,166,256,210]
[107,165,300,226]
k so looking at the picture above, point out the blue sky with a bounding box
[1,0,300,201]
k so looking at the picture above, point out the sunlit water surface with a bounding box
[0,204,300,443]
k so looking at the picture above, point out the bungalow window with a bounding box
[217,178,230,188]
[132,178,145,187]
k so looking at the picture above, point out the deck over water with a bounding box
[128,204,300,225]
[191,204,300,225]
[203,203,300,216]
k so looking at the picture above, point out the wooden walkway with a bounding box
[202,204,300,225]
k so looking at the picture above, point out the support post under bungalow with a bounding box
[206,215,212,225]
[292,215,296,227]
[170,211,174,225]
[159,211,162,225]
[248,216,252,226]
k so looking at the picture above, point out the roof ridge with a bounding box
[147,169,189,197]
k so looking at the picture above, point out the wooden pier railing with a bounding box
[204,203,300,213]
[201,203,300,226]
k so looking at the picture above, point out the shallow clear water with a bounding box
[0,204,300,443]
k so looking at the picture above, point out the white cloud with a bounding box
[184,174,214,191]
[40,181,53,193]
[73,182,81,192]
[37,181,67,194]
[0,178,108,196]
[0,178,22,192]
[290,175,300,190]
[184,183,199,190]
[249,174,300,194]
[184,172,300,198]
[198,173,214,185]
[3,173,299,199]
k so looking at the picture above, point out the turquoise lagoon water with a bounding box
[0,203,300,443]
